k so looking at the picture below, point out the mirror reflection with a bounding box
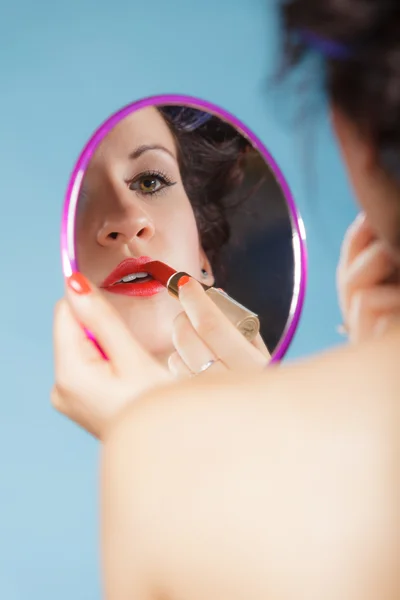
[73,101,302,366]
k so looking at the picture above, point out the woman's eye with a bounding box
[129,175,165,194]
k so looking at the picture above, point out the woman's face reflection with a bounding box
[76,106,213,364]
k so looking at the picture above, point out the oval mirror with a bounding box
[61,95,307,367]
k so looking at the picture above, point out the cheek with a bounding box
[75,226,98,276]
[75,203,105,274]
[76,207,97,249]
[157,193,200,248]
[76,195,98,240]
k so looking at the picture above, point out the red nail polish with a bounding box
[67,272,92,295]
[177,275,191,289]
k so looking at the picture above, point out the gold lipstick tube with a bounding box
[167,272,260,342]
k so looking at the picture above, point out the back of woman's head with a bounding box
[280,0,400,253]
[282,0,400,178]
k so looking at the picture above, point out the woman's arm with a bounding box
[101,326,400,600]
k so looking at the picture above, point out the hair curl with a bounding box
[281,0,400,181]
[158,106,252,266]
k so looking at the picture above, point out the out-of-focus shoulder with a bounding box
[105,323,400,452]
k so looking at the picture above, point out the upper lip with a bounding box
[100,256,153,288]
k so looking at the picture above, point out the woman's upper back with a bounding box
[101,324,400,600]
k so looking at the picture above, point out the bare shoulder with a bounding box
[101,328,400,600]
[107,324,400,452]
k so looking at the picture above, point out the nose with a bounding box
[96,199,155,248]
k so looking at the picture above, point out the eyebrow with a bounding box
[128,144,176,161]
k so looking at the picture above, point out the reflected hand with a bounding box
[337,213,400,343]
[168,277,270,378]
[52,273,171,439]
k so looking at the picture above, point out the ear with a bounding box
[199,247,215,286]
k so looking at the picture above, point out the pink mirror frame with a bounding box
[60,94,307,363]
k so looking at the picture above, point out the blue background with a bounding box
[0,0,357,597]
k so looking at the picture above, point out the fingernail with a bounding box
[353,212,366,228]
[67,272,92,295]
[177,275,191,289]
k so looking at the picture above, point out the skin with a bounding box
[75,105,270,372]
[101,335,399,600]
[99,107,400,599]
[337,213,400,342]
[52,107,400,597]
[76,106,214,364]
[52,274,400,599]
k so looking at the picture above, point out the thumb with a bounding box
[65,272,160,374]
[251,333,271,360]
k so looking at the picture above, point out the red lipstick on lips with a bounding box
[100,257,165,297]
[145,261,206,296]
[145,261,184,288]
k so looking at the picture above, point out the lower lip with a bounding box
[102,280,165,297]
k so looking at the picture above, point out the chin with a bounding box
[134,337,174,364]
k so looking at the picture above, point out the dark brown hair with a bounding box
[280,0,400,182]
[158,106,252,266]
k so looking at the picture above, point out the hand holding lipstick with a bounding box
[52,273,172,440]
[168,277,270,378]
[51,272,269,440]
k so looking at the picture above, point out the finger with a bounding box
[194,357,227,378]
[251,333,271,360]
[346,241,394,289]
[53,299,101,373]
[348,286,400,343]
[53,303,111,436]
[168,351,193,379]
[51,385,99,437]
[339,241,395,318]
[337,214,371,319]
[169,348,226,379]
[339,213,374,270]
[178,278,267,370]
[65,272,160,374]
[50,384,66,413]
[172,311,218,374]
[50,384,78,425]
